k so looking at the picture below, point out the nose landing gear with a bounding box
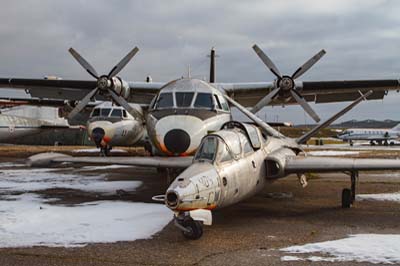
[174,216,203,240]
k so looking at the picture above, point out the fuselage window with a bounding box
[176,92,194,107]
[91,108,100,117]
[214,95,222,110]
[194,137,218,162]
[111,109,123,117]
[194,93,213,109]
[156,93,174,108]
[101,108,111,117]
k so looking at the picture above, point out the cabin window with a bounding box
[100,108,111,117]
[194,93,213,109]
[176,92,194,107]
[214,95,222,109]
[91,108,100,117]
[195,137,217,161]
[110,109,123,117]
[156,93,174,108]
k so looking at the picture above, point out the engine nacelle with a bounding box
[264,148,296,179]
[111,77,130,99]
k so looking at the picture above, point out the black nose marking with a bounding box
[92,127,105,146]
[164,129,190,154]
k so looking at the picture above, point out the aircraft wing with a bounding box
[284,156,400,173]
[215,79,398,106]
[0,78,165,104]
[27,152,193,169]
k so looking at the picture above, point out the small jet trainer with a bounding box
[1,45,400,156]
[337,123,400,146]
[28,90,400,240]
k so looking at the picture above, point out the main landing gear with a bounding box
[174,215,203,240]
[100,145,112,156]
[342,171,358,208]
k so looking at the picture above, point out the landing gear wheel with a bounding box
[341,188,352,208]
[181,217,203,240]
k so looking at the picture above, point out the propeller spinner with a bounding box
[67,46,139,119]
[252,44,326,122]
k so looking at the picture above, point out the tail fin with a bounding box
[297,90,372,144]
[392,123,400,131]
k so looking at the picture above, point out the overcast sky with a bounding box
[1,0,400,124]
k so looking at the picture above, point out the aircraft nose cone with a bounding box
[92,127,105,146]
[164,129,191,154]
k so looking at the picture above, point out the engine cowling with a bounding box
[111,77,130,99]
[264,148,296,179]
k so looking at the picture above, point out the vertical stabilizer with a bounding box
[391,123,400,131]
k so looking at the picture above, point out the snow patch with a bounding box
[0,194,171,248]
[73,148,127,153]
[281,234,400,264]
[307,150,359,156]
[357,192,400,202]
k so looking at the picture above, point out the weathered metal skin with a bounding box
[146,78,231,156]
[165,123,289,212]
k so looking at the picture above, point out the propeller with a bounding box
[252,44,326,122]
[67,46,139,119]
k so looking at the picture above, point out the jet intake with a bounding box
[166,191,179,208]
[265,148,295,179]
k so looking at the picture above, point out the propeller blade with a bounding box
[107,89,143,119]
[291,49,326,80]
[252,44,281,78]
[290,90,320,122]
[108,46,139,78]
[251,86,281,114]
[68,48,99,79]
[67,88,99,119]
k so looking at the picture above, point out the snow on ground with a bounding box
[0,164,172,247]
[81,165,133,171]
[307,150,359,156]
[281,234,400,264]
[357,192,400,202]
[73,148,127,153]
[0,168,141,194]
[0,194,171,248]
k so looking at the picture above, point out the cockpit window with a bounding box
[156,93,174,108]
[194,137,218,162]
[217,139,233,163]
[218,95,229,111]
[176,92,194,107]
[110,109,123,117]
[194,93,213,109]
[91,108,100,117]
[101,108,111,117]
[123,110,127,118]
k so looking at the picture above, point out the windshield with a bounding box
[194,137,218,162]
[100,108,111,117]
[110,109,123,117]
[176,92,194,107]
[156,93,174,108]
[91,108,100,117]
[194,93,213,109]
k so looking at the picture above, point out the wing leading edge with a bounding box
[285,156,400,174]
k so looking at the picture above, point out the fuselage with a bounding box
[87,104,144,148]
[164,122,298,212]
[146,78,231,156]
[337,128,400,142]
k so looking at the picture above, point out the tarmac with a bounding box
[0,145,399,266]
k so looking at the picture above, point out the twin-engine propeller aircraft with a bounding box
[27,90,400,240]
[1,45,400,156]
[337,123,400,146]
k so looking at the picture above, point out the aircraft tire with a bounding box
[341,188,352,208]
[182,217,203,240]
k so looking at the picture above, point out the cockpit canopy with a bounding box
[90,106,128,118]
[151,79,229,111]
[194,122,263,164]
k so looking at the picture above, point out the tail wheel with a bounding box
[182,217,203,240]
[341,188,352,208]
